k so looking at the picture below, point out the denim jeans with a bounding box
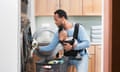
[67,53,89,72]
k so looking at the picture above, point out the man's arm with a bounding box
[38,32,59,52]
[74,25,90,50]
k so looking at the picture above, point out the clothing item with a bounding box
[67,53,89,72]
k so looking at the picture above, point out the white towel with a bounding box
[91,39,101,43]
[91,30,102,34]
[91,25,101,30]
[91,34,101,39]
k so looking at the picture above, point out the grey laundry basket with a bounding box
[36,58,68,72]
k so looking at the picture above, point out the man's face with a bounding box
[54,14,64,27]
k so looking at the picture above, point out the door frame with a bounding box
[103,0,112,72]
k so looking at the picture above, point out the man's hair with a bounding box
[54,9,68,20]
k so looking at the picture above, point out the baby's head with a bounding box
[59,29,75,46]
[59,30,67,41]
[58,25,67,41]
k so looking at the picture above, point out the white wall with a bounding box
[0,0,19,72]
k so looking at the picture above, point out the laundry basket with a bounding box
[36,58,68,72]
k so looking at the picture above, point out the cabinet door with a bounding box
[88,54,95,72]
[35,0,59,16]
[60,0,82,16]
[95,45,101,72]
[83,0,101,15]
[88,45,95,72]
[93,0,102,15]
[83,0,93,15]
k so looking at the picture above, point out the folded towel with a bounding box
[91,39,101,43]
[91,30,102,34]
[91,25,101,30]
[91,34,101,39]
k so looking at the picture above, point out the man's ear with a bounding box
[61,16,65,21]
[61,17,66,24]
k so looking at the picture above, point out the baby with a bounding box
[56,26,78,58]
[58,24,76,46]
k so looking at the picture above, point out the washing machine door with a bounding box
[33,27,56,45]
[33,27,57,57]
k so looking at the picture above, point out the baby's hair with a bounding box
[58,25,64,33]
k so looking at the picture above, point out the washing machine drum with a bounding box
[33,27,56,57]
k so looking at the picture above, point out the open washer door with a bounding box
[32,27,58,59]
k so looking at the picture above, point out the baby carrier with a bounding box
[57,23,86,59]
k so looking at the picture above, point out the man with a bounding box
[36,9,90,72]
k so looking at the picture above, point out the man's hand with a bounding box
[63,43,73,51]
[32,39,38,49]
